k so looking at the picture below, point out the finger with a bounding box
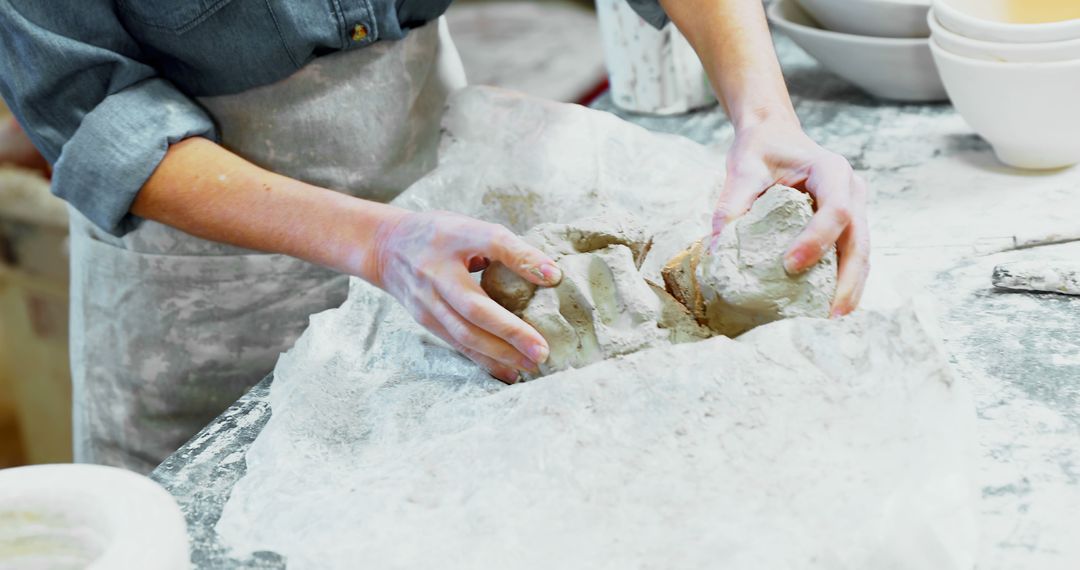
[783,168,855,274]
[467,255,490,273]
[422,316,522,384]
[713,166,772,237]
[436,273,549,365]
[485,226,562,286]
[425,293,539,374]
[830,188,870,317]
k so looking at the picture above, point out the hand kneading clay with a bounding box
[666,185,837,337]
[482,216,709,375]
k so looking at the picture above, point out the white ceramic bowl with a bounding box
[934,0,1080,43]
[930,38,1080,169]
[929,9,1080,62]
[0,464,191,570]
[769,0,947,102]
[797,0,931,38]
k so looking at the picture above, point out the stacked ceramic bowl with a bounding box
[929,0,1080,169]
[767,0,947,102]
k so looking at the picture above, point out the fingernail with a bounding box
[539,263,562,285]
[783,250,806,274]
[497,369,521,384]
[527,344,549,364]
[830,307,846,319]
[467,255,490,272]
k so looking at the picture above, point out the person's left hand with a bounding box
[712,116,870,317]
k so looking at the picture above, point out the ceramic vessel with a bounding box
[930,38,1080,169]
[0,464,191,569]
[934,0,1080,43]
[797,0,931,38]
[929,9,1080,62]
[595,0,715,115]
[769,0,947,102]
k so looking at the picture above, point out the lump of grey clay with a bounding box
[481,216,709,376]
[481,216,653,315]
[661,239,707,324]
[665,185,837,338]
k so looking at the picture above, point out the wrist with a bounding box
[729,101,799,132]
[351,203,409,288]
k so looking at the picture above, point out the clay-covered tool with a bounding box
[992,260,1080,296]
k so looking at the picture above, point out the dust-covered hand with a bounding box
[714,117,870,317]
[369,210,562,383]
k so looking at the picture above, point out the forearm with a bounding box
[131,137,404,282]
[660,0,868,314]
[134,137,562,380]
[659,0,797,128]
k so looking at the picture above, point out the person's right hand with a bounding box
[369,210,562,384]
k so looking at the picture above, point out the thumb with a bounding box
[712,171,771,237]
[487,226,562,287]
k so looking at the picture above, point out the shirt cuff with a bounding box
[51,78,217,237]
[625,0,670,28]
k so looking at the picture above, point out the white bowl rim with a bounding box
[0,463,190,569]
[929,36,1080,67]
[768,0,929,46]
[933,0,1080,34]
[929,8,1080,49]
[832,0,931,10]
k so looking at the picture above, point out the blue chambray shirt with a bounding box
[0,0,668,236]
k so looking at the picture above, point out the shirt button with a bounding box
[351,23,368,42]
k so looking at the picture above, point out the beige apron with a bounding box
[69,20,467,474]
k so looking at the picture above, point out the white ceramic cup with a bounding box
[933,0,1080,43]
[796,0,931,39]
[929,9,1080,62]
[595,0,715,115]
[930,38,1080,169]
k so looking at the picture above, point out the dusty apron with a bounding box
[69,20,466,474]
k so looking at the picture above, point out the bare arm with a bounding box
[660,0,871,316]
[131,137,396,280]
[132,137,559,383]
[660,0,796,127]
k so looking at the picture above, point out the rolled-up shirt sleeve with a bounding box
[0,0,216,236]
[625,0,670,28]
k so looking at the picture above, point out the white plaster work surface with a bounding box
[154,35,1080,570]
[215,84,981,570]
